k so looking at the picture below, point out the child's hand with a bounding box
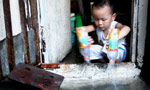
[88,36,94,46]
[106,40,109,49]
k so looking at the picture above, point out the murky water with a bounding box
[59,72,150,90]
[0,62,150,90]
[0,73,150,90]
[51,63,149,90]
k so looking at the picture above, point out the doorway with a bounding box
[62,0,132,64]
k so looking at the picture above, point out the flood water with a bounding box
[0,76,150,90]
[0,49,150,90]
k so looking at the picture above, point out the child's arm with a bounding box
[83,24,96,32]
[116,23,131,40]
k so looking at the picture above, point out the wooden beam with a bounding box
[19,0,30,64]
[130,0,138,63]
[136,0,148,67]
[3,0,15,71]
[29,0,41,64]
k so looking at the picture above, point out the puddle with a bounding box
[44,62,149,90]
[0,63,149,90]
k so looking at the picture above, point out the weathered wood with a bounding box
[19,0,30,64]
[29,0,41,65]
[41,0,71,63]
[3,0,15,71]
[131,0,138,63]
[131,0,148,67]
[8,63,64,90]
[130,0,134,62]
[137,0,148,67]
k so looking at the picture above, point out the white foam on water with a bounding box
[45,62,141,89]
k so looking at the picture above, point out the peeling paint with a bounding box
[40,0,72,63]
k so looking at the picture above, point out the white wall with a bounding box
[0,0,22,41]
[0,0,6,41]
[10,0,22,36]
[0,0,72,63]
[39,0,71,63]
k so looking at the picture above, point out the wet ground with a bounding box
[0,48,150,90]
[60,78,150,90]
[59,48,150,90]
[0,77,150,90]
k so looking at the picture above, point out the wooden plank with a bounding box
[29,0,41,65]
[3,0,15,71]
[131,0,139,63]
[130,0,134,62]
[8,63,64,90]
[136,0,148,67]
[19,0,30,64]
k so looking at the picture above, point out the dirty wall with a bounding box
[0,0,71,78]
[39,0,71,63]
[131,0,148,67]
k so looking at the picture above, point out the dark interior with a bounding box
[69,0,132,63]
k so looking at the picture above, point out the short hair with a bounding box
[92,0,115,14]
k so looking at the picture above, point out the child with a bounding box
[79,0,130,65]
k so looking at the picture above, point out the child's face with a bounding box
[93,5,116,31]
